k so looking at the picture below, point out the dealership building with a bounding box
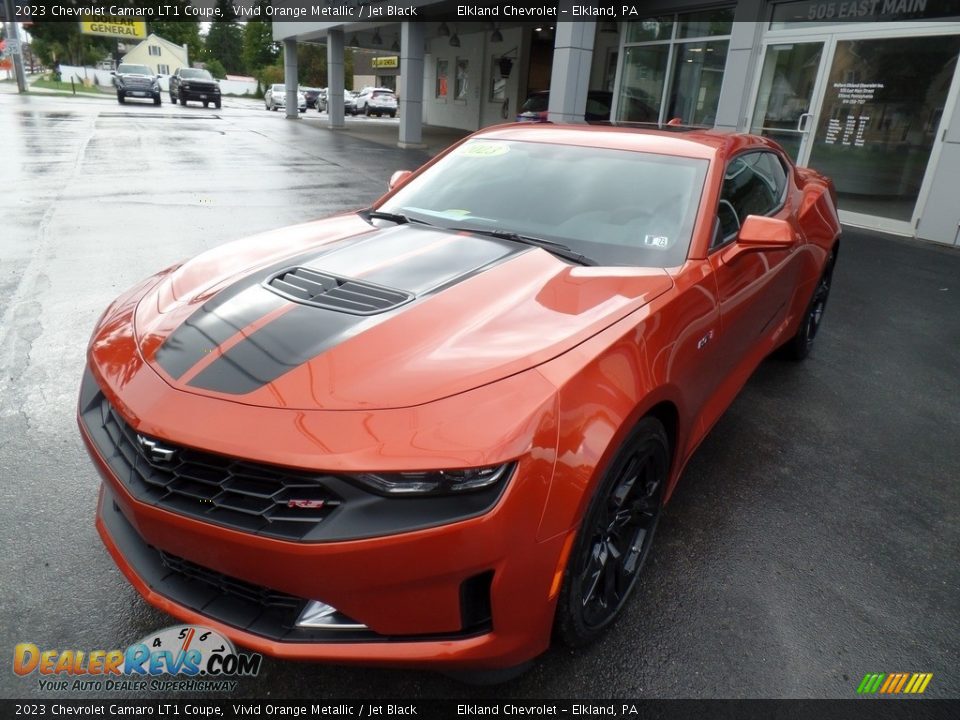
[274,1,960,247]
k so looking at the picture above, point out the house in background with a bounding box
[121,34,188,77]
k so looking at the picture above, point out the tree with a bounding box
[205,58,227,80]
[27,21,113,67]
[205,0,245,75]
[297,43,326,86]
[243,19,278,75]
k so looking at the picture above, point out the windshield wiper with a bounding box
[361,209,433,226]
[454,228,597,266]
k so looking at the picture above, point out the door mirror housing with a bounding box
[737,215,795,248]
[388,170,412,191]
[721,215,796,264]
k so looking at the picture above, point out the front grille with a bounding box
[158,549,302,611]
[266,267,413,315]
[96,395,341,540]
[122,79,153,89]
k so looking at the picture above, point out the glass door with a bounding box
[750,42,827,163]
[805,35,960,224]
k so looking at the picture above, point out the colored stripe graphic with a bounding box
[857,672,932,694]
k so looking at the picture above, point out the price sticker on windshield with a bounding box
[458,142,510,158]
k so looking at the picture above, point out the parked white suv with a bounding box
[354,88,398,117]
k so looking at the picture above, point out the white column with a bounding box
[283,37,299,119]
[327,28,345,129]
[547,13,595,124]
[398,22,425,148]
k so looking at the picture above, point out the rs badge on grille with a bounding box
[136,434,176,464]
[287,499,327,509]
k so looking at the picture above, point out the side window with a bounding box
[723,152,784,219]
[713,152,787,249]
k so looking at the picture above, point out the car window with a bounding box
[721,151,785,225]
[272,84,284,92]
[180,69,213,80]
[117,65,151,75]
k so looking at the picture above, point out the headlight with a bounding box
[351,463,514,496]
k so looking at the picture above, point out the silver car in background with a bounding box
[264,84,307,113]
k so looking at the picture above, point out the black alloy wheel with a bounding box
[555,417,668,646]
[782,248,837,360]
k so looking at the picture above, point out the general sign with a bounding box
[79,20,147,40]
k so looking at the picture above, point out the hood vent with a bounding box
[265,267,413,315]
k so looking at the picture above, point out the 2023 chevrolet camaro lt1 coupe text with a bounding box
[79,125,840,674]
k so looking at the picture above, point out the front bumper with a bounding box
[180,87,220,101]
[80,372,566,669]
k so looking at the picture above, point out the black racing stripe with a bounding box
[154,287,286,379]
[185,226,527,395]
[186,305,363,395]
[153,234,375,379]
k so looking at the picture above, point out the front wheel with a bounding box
[781,249,837,361]
[554,417,668,647]
[117,92,125,104]
[170,93,176,103]
[180,96,187,106]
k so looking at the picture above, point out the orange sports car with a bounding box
[79,124,840,676]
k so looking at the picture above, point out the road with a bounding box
[0,91,957,700]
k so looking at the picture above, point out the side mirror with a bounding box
[388,170,412,191]
[721,215,796,264]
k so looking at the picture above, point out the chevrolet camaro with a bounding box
[79,124,840,677]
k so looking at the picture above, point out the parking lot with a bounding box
[0,91,957,700]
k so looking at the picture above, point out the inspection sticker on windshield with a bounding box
[644,234,671,249]
[458,141,509,157]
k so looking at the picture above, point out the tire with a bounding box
[389,111,396,118]
[554,417,668,647]
[214,100,221,110]
[117,92,125,104]
[154,95,161,106]
[180,96,187,106]
[170,93,176,104]
[203,101,208,108]
[781,248,837,361]
[364,104,371,116]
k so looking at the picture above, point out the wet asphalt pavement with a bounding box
[0,91,957,701]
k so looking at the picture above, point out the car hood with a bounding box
[135,215,672,410]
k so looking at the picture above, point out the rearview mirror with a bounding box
[388,170,412,191]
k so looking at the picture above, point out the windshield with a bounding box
[180,69,213,80]
[379,139,708,267]
[118,65,152,75]
[272,84,285,92]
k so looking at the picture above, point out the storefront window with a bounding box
[806,36,960,221]
[618,8,734,126]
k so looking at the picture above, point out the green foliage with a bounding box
[27,21,113,67]
[297,44,327,86]
[243,20,278,74]
[205,58,227,79]
[205,20,245,75]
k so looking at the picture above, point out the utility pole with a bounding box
[3,0,27,93]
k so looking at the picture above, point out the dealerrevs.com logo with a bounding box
[14,625,262,692]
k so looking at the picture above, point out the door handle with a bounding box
[796,112,813,133]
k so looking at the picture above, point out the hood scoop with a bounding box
[266,267,413,316]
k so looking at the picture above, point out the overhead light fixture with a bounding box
[349,34,359,48]
[438,22,450,37]
[449,27,460,48]
[600,21,619,33]
[372,29,382,46]
[391,35,400,52]
[491,26,503,43]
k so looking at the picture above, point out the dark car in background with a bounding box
[112,64,161,106]
[303,87,322,109]
[517,90,612,123]
[170,68,221,109]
